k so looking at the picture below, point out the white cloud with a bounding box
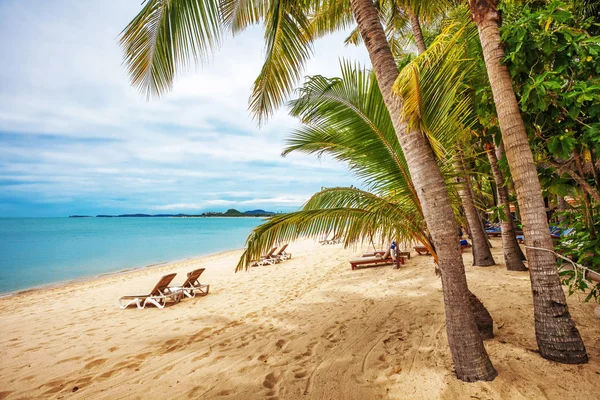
[0,0,369,216]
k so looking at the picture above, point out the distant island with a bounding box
[69,209,277,218]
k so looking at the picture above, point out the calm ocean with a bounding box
[0,217,264,294]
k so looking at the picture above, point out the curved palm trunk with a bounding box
[496,143,527,261]
[485,143,527,271]
[351,0,497,381]
[409,12,427,54]
[470,0,587,363]
[455,157,495,266]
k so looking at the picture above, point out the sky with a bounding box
[0,0,371,217]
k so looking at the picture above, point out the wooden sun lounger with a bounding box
[349,250,402,270]
[414,246,431,255]
[176,268,210,298]
[363,250,411,260]
[119,273,183,309]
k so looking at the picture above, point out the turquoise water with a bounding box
[0,217,263,294]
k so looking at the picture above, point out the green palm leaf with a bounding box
[120,0,222,98]
[236,187,431,271]
[249,0,314,124]
[394,15,478,158]
[286,61,418,203]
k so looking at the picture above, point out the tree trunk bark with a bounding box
[486,143,527,271]
[352,0,497,381]
[468,291,494,340]
[470,0,588,364]
[496,143,527,261]
[455,157,495,266]
[409,12,427,54]
[414,13,496,334]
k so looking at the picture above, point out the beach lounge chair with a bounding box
[485,227,501,237]
[177,268,210,298]
[119,273,182,309]
[272,244,292,261]
[414,246,431,256]
[319,235,342,245]
[460,239,470,251]
[251,247,278,267]
[363,248,411,259]
[414,246,431,255]
[349,249,398,270]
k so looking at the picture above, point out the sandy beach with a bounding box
[0,239,598,399]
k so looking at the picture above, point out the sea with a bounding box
[0,217,264,295]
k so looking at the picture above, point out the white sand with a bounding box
[0,239,598,399]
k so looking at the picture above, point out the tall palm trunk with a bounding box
[351,0,497,381]
[455,157,495,266]
[411,11,495,332]
[412,13,493,267]
[409,12,427,54]
[470,0,587,363]
[496,143,527,261]
[485,143,527,271]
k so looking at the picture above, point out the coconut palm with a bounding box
[394,5,495,267]
[238,59,495,339]
[120,0,497,381]
[467,0,587,363]
[485,141,528,271]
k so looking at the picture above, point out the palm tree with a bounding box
[348,1,495,380]
[239,61,494,339]
[468,0,587,363]
[454,153,496,266]
[372,4,494,268]
[120,0,497,381]
[484,142,527,271]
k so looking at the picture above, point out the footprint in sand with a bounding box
[263,372,280,389]
[57,356,82,364]
[85,358,108,369]
[293,367,308,379]
[98,370,117,379]
[192,352,211,362]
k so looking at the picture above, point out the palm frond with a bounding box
[286,60,419,203]
[120,0,222,98]
[249,0,314,124]
[393,15,478,158]
[236,187,431,271]
[309,0,354,38]
[343,26,362,46]
[220,0,266,33]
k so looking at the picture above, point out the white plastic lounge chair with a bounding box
[272,244,292,261]
[177,268,210,298]
[251,247,279,267]
[119,273,182,309]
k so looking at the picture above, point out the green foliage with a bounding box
[555,207,600,303]
[500,0,600,159]
[499,0,600,301]
[238,54,476,269]
[120,0,222,98]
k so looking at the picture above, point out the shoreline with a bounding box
[0,246,244,299]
